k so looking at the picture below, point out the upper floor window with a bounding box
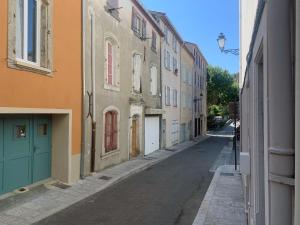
[132,8,146,39]
[151,31,157,51]
[164,49,171,70]
[104,110,118,152]
[132,54,142,93]
[172,57,178,74]
[15,0,51,69]
[165,86,170,106]
[172,35,177,53]
[173,89,178,107]
[150,66,158,95]
[104,37,120,90]
[164,26,169,44]
[106,0,120,20]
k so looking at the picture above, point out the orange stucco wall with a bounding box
[0,0,82,155]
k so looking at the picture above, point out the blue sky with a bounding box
[141,0,239,74]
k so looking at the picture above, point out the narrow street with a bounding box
[34,136,231,225]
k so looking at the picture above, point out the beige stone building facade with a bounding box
[82,0,163,175]
[185,42,208,138]
[180,44,194,142]
[150,11,183,148]
[240,0,299,224]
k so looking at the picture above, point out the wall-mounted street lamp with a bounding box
[217,33,239,56]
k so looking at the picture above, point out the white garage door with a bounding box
[145,116,160,155]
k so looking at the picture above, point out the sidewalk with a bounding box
[0,136,208,225]
[192,165,246,225]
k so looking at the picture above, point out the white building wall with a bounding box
[239,0,259,88]
[159,21,181,148]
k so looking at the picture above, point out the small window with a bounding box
[131,8,145,38]
[104,38,120,89]
[15,125,26,138]
[151,31,157,51]
[173,57,178,74]
[150,66,158,95]
[165,86,170,106]
[38,124,48,136]
[173,89,178,107]
[133,54,142,93]
[105,111,118,152]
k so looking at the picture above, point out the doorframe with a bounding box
[0,107,73,184]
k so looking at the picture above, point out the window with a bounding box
[106,0,120,19]
[105,111,118,152]
[167,51,171,70]
[15,0,51,69]
[151,31,157,51]
[173,57,178,74]
[150,66,158,95]
[172,35,177,52]
[164,26,169,44]
[132,8,146,39]
[164,50,171,70]
[165,86,170,105]
[104,38,120,90]
[173,89,178,107]
[132,54,142,93]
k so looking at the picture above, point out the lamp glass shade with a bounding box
[217,33,226,51]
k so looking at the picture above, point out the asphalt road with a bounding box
[34,136,230,225]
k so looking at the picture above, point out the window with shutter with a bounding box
[142,19,146,39]
[133,54,141,92]
[151,31,157,51]
[150,66,157,95]
[107,42,113,85]
[105,111,118,152]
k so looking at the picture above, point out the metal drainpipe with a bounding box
[80,0,87,179]
[295,0,300,224]
[90,12,96,173]
[267,0,295,224]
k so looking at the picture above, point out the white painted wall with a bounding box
[239,0,259,88]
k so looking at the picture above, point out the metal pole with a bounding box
[234,101,237,171]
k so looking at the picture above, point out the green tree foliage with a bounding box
[207,66,239,127]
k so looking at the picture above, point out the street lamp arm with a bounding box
[222,48,239,56]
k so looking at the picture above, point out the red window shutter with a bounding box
[107,43,113,85]
[112,112,118,149]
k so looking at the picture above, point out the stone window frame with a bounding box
[104,34,120,92]
[101,106,121,157]
[132,52,142,94]
[150,64,158,96]
[8,0,53,76]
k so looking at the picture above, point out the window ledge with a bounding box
[101,149,120,159]
[15,60,52,76]
[104,84,120,92]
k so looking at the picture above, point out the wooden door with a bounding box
[131,118,139,157]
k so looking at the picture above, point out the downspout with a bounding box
[295,0,300,224]
[80,0,87,179]
[179,44,182,142]
[90,11,96,173]
[159,35,163,149]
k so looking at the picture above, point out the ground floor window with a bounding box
[104,111,118,152]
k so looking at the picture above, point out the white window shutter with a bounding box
[133,54,141,92]
[150,66,157,95]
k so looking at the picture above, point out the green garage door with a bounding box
[0,115,51,195]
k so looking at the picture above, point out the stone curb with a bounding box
[192,165,240,225]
